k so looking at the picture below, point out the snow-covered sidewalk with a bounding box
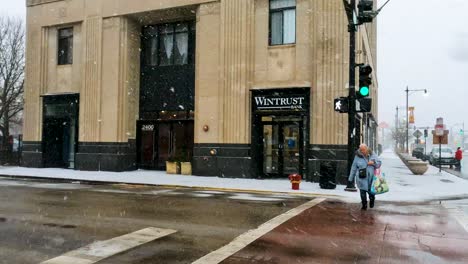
[1,150,468,202]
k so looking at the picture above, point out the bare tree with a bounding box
[0,16,24,150]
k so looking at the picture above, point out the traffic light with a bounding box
[358,0,375,24]
[460,129,464,136]
[357,65,372,98]
[356,98,372,113]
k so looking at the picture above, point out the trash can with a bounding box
[319,161,337,189]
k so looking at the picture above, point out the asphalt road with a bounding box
[443,155,468,179]
[0,177,309,264]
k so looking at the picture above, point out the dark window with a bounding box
[269,0,296,45]
[143,26,158,66]
[142,22,194,67]
[58,27,73,65]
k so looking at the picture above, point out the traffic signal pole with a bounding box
[345,0,358,191]
[342,0,391,191]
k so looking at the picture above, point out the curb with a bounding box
[0,174,343,198]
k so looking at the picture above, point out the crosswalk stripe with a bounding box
[41,227,177,264]
[442,203,468,233]
[192,198,326,264]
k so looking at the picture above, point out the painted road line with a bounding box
[41,227,177,264]
[443,203,468,233]
[192,198,326,264]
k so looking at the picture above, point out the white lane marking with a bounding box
[442,202,468,233]
[192,198,326,264]
[195,191,226,195]
[228,193,283,202]
[189,193,214,198]
[41,227,177,264]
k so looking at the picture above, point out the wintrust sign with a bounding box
[254,96,305,111]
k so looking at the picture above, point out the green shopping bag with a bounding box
[370,169,389,195]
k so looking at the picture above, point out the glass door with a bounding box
[262,121,303,177]
[263,124,280,175]
[282,123,301,175]
[138,121,194,170]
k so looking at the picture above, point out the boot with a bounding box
[361,201,367,210]
[360,190,367,210]
[369,198,375,208]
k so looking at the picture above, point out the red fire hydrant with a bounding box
[288,174,302,190]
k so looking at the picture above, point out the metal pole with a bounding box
[396,106,399,150]
[439,138,442,173]
[346,0,357,191]
[406,86,409,153]
[424,133,427,157]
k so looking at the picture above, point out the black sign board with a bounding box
[334,97,349,113]
[253,95,306,111]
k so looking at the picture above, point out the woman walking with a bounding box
[348,144,382,210]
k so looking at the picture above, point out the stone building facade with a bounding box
[23,0,378,183]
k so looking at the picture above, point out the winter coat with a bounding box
[348,150,382,192]
[456,150,463,161]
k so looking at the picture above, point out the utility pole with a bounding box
[396,106,399,150]
[406,86,409,153]
[405,87,428,153]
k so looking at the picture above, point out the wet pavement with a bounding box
[222,199,468,264]
[0,177,308,264]
[1,177,468,263]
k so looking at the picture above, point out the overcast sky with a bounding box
[1,0,467,130]
[377,0,468,129]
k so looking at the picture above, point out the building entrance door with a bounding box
[137,121,194,170]
[42,94,79,169]
[262,119,303,177]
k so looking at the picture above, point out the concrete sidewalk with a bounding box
[1,150,468,202]
[222,199,468,264]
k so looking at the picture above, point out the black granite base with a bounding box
[75,141,137,172]
[307,144,349,185]
[21,141,43,168]
[192,144,253,178]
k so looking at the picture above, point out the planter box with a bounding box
[180,162,192,175]
[407,161,429,175]
[166,161,180,174]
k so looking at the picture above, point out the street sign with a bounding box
[433,134,449,145]
[334,97,348,113]
[435,124,445,136]
[413,130,423,138]
[434,117,445,136]
[432,130,449,144]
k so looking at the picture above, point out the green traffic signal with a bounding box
[359,86,370,97]
[358,65,372,99]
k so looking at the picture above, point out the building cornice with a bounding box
[27,0,63,7]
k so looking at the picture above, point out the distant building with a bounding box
[23,0,378,183]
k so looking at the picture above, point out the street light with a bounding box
[405,86,428,153]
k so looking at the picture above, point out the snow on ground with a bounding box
[1,150,468,202]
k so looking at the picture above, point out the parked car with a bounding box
[412,147,425,159]
[429,147,457,167]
